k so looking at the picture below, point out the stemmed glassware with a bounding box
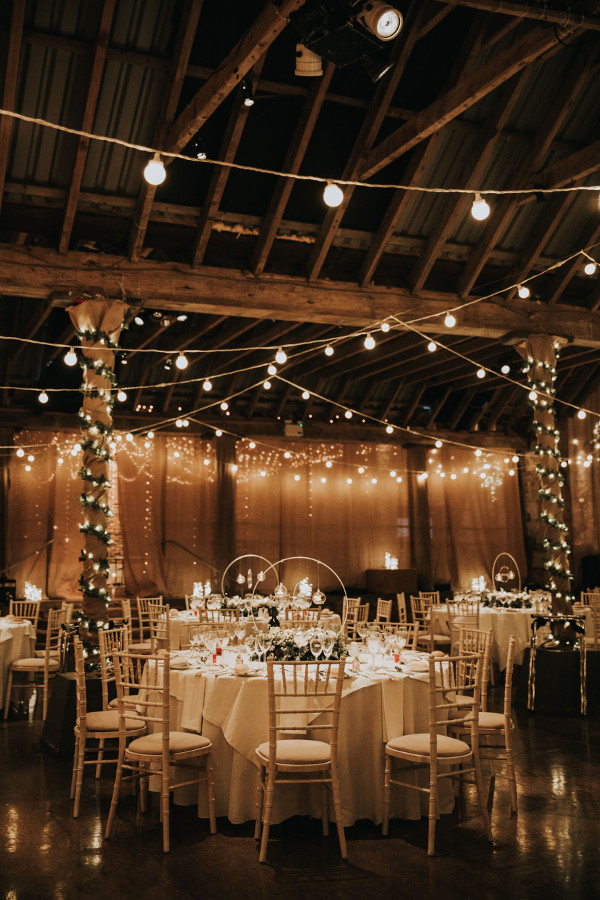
[259,630,273,663]
[309,634,323,660]
[321,631,335,661]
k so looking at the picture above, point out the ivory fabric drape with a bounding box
[427,446,527,589]
[116,434,217,597]
[566,385,600,579]
[235,440,411,590]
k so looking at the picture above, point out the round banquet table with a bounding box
[168,610,342,650]
[159,650,452,827]
[0,617,37,704]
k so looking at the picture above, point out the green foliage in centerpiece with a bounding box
[481,591,533,609]
[257,626,348,661]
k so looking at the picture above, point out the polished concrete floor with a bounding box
[1,681,599,900]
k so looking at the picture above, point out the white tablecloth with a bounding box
[164,650,450,826]
[0,618,36,701]
[168,610,342,650]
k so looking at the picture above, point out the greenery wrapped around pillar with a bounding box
[518,334,574,610]
[67,299,128,644]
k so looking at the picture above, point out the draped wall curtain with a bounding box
[427,446,527,589]
[235,440,412,589]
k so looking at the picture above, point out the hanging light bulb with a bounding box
[385,424,393,434]
[345,410,352,419]
[427,341,437,353]
[220,401,228,411]
[143,152,166,186]
[134,315,144,326]
[323,182,344,208]
[529,390,537,401]
[471,192,490,221]
[501,364,510,375]
[584,260,597,276]
[381,321,390,333]
[324,344,334,357]
[364,333,376,350]
[175,353,188,370]
[263,380,271,390]
[64,347,77,366]
[267,363,277,376]
[16,448,24,457]
[476,367,486,379]
[444,312,456,328]
[577,409,587,419]
[38,391,49,404]
[517,284,530,299]
[302,390,310,400]
[203,379,212,391]
[116,390,127,402]
[275,347,287,365]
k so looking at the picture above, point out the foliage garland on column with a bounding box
[520,337,574,605]
[67,299,129,653]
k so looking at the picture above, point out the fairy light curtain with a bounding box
[235,440,411,589]
[427,446,527,590]
[567,385,600,581]
[116,433,217,596]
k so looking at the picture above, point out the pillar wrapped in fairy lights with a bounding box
[67,299,128,623]
[517,334,574,607]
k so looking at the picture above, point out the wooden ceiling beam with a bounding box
[191,54,266,267]
[6,246,600,346]
[487,384,521,429]
[404,384,427,425]
[0,0,25,217]
[409,70,528,293]
[456,46,597,295]
[547,220,600,306]
[378,383,404,421]
[450,389,477,430]
[128,0,204,262]
[166,0,305,154]
[57,0,116,255]
[251,62,335,276]
[305,0,428,282]
[10,300,53,362]
[428,387,452,427]
[361,26,567,181]
[441,0,600,29]
[535,137,600,190]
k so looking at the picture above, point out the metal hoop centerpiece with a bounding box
[220,554,275,597]
[252,556,348,632]
[491,552,521,592]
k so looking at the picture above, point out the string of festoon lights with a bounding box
[0,108,599,213]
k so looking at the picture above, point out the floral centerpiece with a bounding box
[256,626,348,661]
[481,590,533,609]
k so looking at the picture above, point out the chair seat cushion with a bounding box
[433,634,451,643]
[127,731,211,755]
[10,657,60,671]
[386,732,471,757]
[34,649,60,658]
[128,641,151,653]
[83,710,145,732]
[255,739,331,765]
[478,711,506,729]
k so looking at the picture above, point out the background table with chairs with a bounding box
[160,649,453,827]
[0,616,37,706]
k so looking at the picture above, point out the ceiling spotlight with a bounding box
[476,367,486,379]
[143,152,166,186]
[175,353,188,370]
[471,192,490,221]
[381,321,390,332]
[117,390,127,402]
[302,390,310,400]
[275,347,287,365]
[203,379,212,391]
[323,182,344,207]
[38,391,49,404]
[240,77,255,107]
[324,344,334,357]
[427,341,437,353]
[134,315,144,326]
[358,2,403,40]
[364,333,376,350]
[444,312,456,328]
[584,260,597,276]
[501,364,510,375]
[64,347,77,366]
[517,284,530,299]
[189,135,207,160]
[176,314,188,322]
[267,363,277,376]
[295,43,323,76]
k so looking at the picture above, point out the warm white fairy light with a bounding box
[577,409,586,419]
[584,260,597,276]
[215,429,222,437]
[385,425,393,434]
[364,333,376,350]
[302,390,310,400]
[147,431,154,439]
[220,401,228,411]
[476,368,486,379]
[324,345,334,357]
[517,284,530,298]
[16,447,24,457]
[175,353,188,370]
[263,380,271,390]
[435,440,442,448]
[444,312,456,327]
[427,341,437,352]
[275,347,287,365]
[471,192,490,220]
[501,364,510,374]
[38,391,49,404]
[267,363,277,376]
[323,181,344,207]
[116,390,127,402]
[203,379,212,391]
[345,410,352,419]
[381,321,390,332]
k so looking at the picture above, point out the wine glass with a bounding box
[365,628,380,671]
[321,631,335,661]
[244,632,257,664]
[260,631,273,663]
[189,628,201,662]
[309,634,323,660]
[356,620,369,643]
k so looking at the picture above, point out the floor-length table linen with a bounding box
[163,654,449,826]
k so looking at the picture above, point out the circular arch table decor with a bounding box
[220,554,275,598]
[252,556,348,633]
[492,552,522,592]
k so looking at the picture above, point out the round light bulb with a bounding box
[249,441,256,449]
[175,353,188,370]
[147,431,154,439]
[220,401,228,411]
[16,448,24,457]
[584,261,597,276]
[38,391,49,404]
[203,379,212,391]
[435,440,442,448]
[302,390,310,400]
[364,333,376,350]
[471,192,490,221]
[275,347,287,365]
[427,341,437,353]
[126,433,134,442]
[117,390,127,402]
[529,390,537,401]
[143,153,166,186]
[323,182,344,208]
[267,364,277,376]
[176,418,183,428]
[64,348,77,366]
[386,424,393,434]
[381,321,390,333]
[324,345,334,357]
[263,380,271,390]
[501,364,510,375]
[577,409,586,419]
[134,315,144,326]
[444,312,456,328]
[517,284,530,299]
[215,429,222,437]
[476,368,486,379]
[345,410,352,419]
